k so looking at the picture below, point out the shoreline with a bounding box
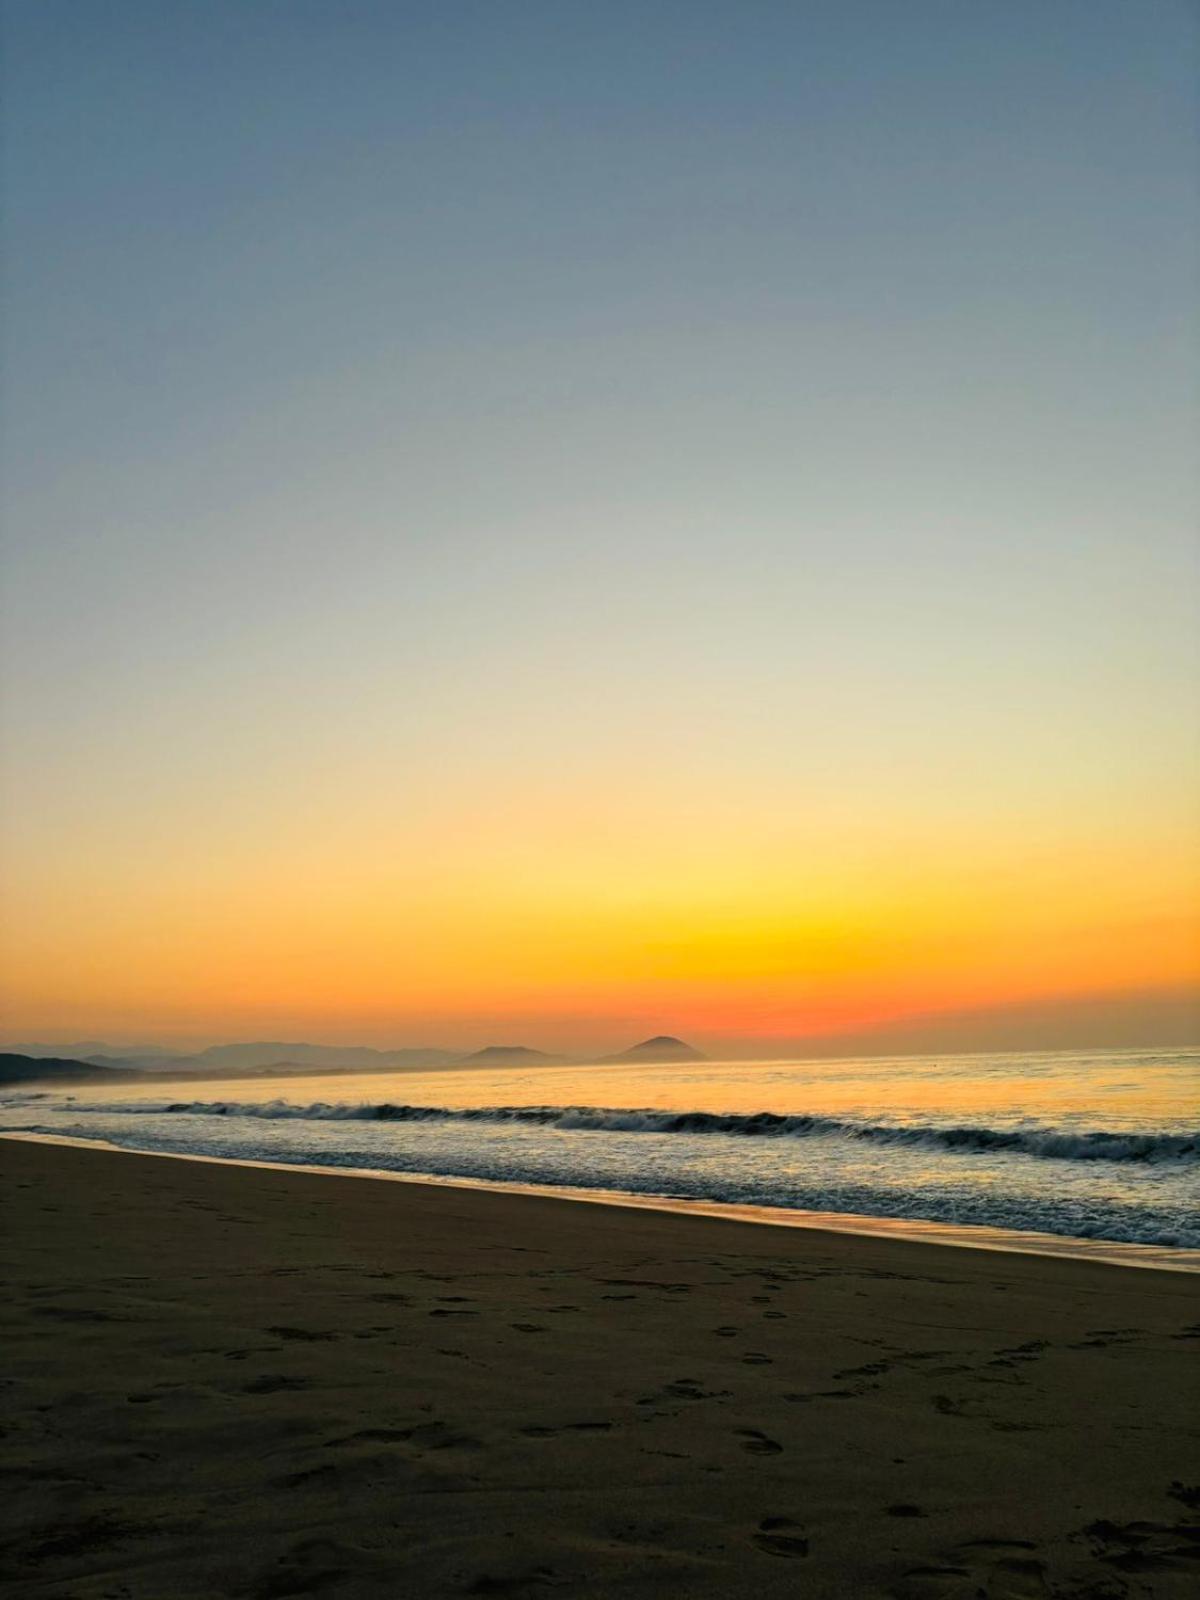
[5,1127,1197,1274]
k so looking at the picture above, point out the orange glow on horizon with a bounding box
[3,787,1196,1051]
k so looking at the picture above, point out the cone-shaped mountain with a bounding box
[601,1036,707,1063]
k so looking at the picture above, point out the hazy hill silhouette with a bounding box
[454,1045,555,1065]
[179,1042,455,1073]
[0,1052,142,1085]
[597,1035,707,1063]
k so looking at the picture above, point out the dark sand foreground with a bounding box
[1,1139,1197,1598]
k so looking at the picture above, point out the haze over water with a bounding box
[6,1047,1197,1257]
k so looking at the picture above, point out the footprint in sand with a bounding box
[835,1360,891,1379]
[278,1463,339,1489]
[894,1539,1045,1599]
[753,1516,808,1557]
[1079,1515,1200,1574]
[931,1394,969,1416]
[738,1429,783,1455]
[243,1374,314,1394]
[324,1427,412,1447]
[671,1379,732,1400]
[403,1421,481,1450]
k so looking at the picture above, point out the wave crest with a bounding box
[51,1097,1198,1164]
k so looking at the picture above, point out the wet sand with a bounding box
[1,1137,1197,1598]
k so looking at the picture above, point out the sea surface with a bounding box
[2,1048,1197,1262]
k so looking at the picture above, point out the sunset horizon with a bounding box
[5,977,1198,1063]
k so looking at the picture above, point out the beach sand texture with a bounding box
[1,1138,1197,1598]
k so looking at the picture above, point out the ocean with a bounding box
[3,1047,1197,1265]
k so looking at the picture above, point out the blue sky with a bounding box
[2,2,1197,1048]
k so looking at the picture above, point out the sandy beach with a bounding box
[1,1138,1197,1599]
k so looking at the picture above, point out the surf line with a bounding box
[3,1129,1197,1274]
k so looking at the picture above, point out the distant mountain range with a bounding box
[0,1035,706,1086]
[6,1041,457,1074]
[161,1041,458,1073]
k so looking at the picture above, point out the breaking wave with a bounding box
[54,1097,1199,1164]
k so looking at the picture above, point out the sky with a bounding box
[2,1,1197,1056]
